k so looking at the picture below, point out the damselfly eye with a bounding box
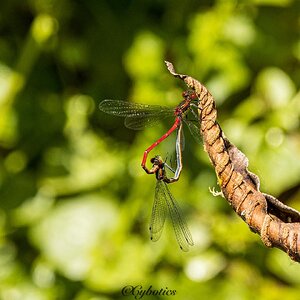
[182,91,189,97]
[150,157,158,164]
[190,92,198,100]
[182,90,198,100]
[151,155,163,165]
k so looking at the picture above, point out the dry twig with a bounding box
[166,61,300,262]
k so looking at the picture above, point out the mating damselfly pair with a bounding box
[99,86,201,251]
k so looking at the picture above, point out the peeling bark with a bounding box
[165,61,300,262]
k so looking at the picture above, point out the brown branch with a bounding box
[165,61,300,262]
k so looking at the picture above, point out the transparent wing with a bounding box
[125,112,172,130]
[99,100,174,130]
[184,119,202,144]
[99,100,171,116]
[149,180,167,242]
[163,182,194,251]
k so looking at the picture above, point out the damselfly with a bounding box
[147,123,193,251]
[99,90,201,173]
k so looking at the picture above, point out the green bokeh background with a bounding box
[0,0,299,299]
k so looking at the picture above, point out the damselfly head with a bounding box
[182,90,198,101]
[150,155,164,166]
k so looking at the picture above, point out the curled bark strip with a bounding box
[165,61,300,262]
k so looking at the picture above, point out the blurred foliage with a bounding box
[0,0,299,299]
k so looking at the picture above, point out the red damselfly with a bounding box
[99,91,201,173]
[147,123,193,250]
